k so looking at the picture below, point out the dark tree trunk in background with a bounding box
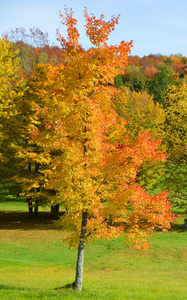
[51,204,60,219]
[27,199,39,218]
[34,201,39,218]
[28,200,33,218]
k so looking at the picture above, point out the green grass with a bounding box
[0,200,29,211]
[0,200,51,212]
[0,201,186,299]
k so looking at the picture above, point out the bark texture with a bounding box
[74,211,87,291]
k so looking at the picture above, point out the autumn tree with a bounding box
[162,83,187,211]
[0,38,25,196]
[0,38,23,115]
[4,9,176,291]
[0,38,52,217]
[0,37,62,217]
[0,67,60,217]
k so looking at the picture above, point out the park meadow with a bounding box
[0,200,186,300]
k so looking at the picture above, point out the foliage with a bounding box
[163,83,187,163]
[113,86,166,192]
[162,83,187,211]
[121,65,148,92]
[113,86,165,140]
[0,38,25,193]
[162,164,187,211]
[0,38,49,215]
[128,53,187,83]
[148,65,175,104]
[114,74,125,89]
[0,38,23,115]
[124,54,187,103]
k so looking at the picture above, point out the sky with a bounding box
[0,0,187,57]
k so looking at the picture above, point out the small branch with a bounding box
[87,90,95,98]
[94,176,107,194]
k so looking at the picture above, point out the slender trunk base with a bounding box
[74,240,85,291]
[74,211,87,291]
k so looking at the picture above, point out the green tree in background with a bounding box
[121,66,148,92]
[113,86,164,140]
[162,83,187,211]
[148,65,175,104]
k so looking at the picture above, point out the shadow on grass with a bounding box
[0,210,186,232]
[0,211,64,231]
[0,284,70,299]
[54,282,75,291]
[171,223,186,232]
[0,283,75,291]
[171,211,187,232]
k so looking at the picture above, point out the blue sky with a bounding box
[1,0,187,57]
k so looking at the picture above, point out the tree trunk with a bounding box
[51,204,60,219]
[28,200,33,218]
[28,199,39,218]
[74,211,88,291]
[34,203,39,218]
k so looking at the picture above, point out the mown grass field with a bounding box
[0,200,186,300]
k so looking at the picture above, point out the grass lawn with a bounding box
[0,201,186,299]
